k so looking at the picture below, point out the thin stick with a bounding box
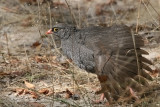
[4,33,10,56]
[142,0,159,25]
[1,7,18,13]
[47,2,55,106]
[65,0,77,25]
[23,43,32,72]
[147,0,160,17]
[37,0,41,25]
[131,30,140,80]
[136,0,142,33]
[4,33,11,72]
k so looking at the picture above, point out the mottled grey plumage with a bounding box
[50,23,153,103]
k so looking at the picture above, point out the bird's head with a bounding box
[46,23,77,39]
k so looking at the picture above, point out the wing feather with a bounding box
[88,25,153,103]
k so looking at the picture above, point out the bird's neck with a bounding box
[61,29,80,40]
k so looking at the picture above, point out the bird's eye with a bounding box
[52,28,59,32]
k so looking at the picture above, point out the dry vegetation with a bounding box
[0,0,160,107]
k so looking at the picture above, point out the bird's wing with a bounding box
[85,25,153,102]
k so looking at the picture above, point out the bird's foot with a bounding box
[93,93,105,104]
[129,87,139,100]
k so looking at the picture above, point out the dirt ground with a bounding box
[0,0,160,107]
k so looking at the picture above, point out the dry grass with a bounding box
[0,0,160,107]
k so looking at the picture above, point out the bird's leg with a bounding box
[93,93,111,106]
[94,88,112,104]
[93,75,110,104]
[129,87,139,100]
[93,93,105,104]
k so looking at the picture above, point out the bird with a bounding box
[46,23,153,104]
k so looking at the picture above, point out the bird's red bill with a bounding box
[46,29,53,34]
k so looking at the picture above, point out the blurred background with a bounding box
[0,0,160,107]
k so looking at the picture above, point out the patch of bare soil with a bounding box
[0,0,160,107]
